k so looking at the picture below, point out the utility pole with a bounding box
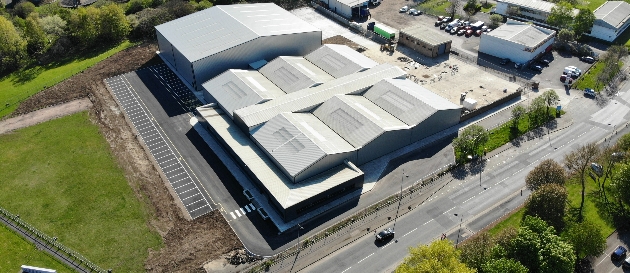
[289,223,304,273]
[393,170,406,232]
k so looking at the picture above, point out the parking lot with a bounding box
[593,230,630,273]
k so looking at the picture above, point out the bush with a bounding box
[131,8,173,39]
[14,1,36,19]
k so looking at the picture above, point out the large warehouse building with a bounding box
[479,20,555,64]
[196,44,461,221]
[589,1,630,42]
[155,3,322,91]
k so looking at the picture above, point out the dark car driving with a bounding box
[375,228,395,241]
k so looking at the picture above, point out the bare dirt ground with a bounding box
[9,43,242,272]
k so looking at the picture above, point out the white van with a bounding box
[566,66,582,74]
[564,67,580,76]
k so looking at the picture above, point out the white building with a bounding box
[495,0,578,25]
[590,1,630,42]
[479,20,555,64]
[155,3,321,90]
[321,0,368,19]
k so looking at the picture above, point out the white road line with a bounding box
[249,203,256,210]
[358,253,374,264]
[341,267,352,273]
[244,205,251,213]
[235,210,242,217]
[230,212,236,219]
[240,208,246,214]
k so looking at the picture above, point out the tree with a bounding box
[507,6,520,17]
[24,15,49,56]
[564,142,600,222]
[447,0,462,19]
[542,89,560,119]
[489,14,503,28]
[40,15,67,38]
[14,1,36,19]
[131,7,174,39]
[100,4,130,41]
[507,216,575,273]
[524,184,568,230]
[547,2,574,29]
[528,96,547,127]
[557,29,575,44]
[68,6,101,46]
[459,232,494,271]
[464,0,478,15]
[396,239,475,273]
[126,0,145,15]
[573,8,595,38]
[618,132,630,152]
[482,258,528,273]
[563,220,606,258]
[0,16,27,74]
[611,162,630,208]
[453,124,489,160]
[526,159,566,191]
[511,105,526,128]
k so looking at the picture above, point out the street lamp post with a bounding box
[289,223,304,273]
[393,170,407,232]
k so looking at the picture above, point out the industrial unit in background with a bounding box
[399,25,452,57]
[479,20,555,64]
[155,3,322,91]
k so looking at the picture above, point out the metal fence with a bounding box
[0,206,107,273]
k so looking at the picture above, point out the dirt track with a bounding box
[11,43,242,272]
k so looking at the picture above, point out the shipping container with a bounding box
[374,23,396,40]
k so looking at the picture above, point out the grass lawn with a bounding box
[0,111,162,272]
[0,41,136,119]
[565,178,616,236]
[418,0,453,17]
[480,4,494,13]
[574,61,623,91]
[488,207,524,236]
[581,0,606,12]
[0,224,73,273]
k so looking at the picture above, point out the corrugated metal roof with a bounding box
[155,3,320,62]
[202,69,285,118]
[234,63,407,130]
[259,56,335,93]
[498,0,557,13]
[594,1,630,29]
[197,106,362,209]
[363,79,460,126]
[335,0,366,7]
[314,95,408,148]
[400,25,452,47]
[487,21,555,48]
[252,112,355,179]
[305,44,379,78]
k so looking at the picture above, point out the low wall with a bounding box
[460,90,522,122]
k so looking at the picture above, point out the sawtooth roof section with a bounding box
[197,106,363,209]
[487,21,555,48]
[259,56,335,93]
[363,79,461,126]
[305,44,379,78]
[234,63,407,130]
[155,3,320,62]
[202,69,286,118]
[594,1,630,29]
[313,95,408,148]
[251,112,355,179]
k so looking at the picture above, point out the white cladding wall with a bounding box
[410,109,460,142]
[590,25,618,41]
[479,34,554,64]
[157,31,175,66]
[495,1,549,21]
[192,33,321,90]
[173,47,195,88]
[328,0,353,18]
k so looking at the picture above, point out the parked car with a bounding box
[515,63,523,69]
[529,65,543,71]
[539,58,551,66]
[376,228,395,241]
[612,246,627,260]
[465,29,474,37]
[409,9,421,15]
[623,257,630,268]
[450,27,459,34]
[463,21,470,26]
[475,30,482,36]
[440,23,447,29]
[481,26,488,32]
[584,88,596,97]
[457,29,466,35]
[560,74,567,82]
[442,16,452,23]
[438,15,444,21]
[435,20,442,26]
[400,6,409,12]
[499,58,509,65]
[581,56,595,63]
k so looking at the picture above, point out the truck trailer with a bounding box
[373,23,396,40]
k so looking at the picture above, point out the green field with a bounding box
[0,41,135,119]
[574,61,623,91]
[417,0,453,17]
[488,207,524,235]
[0,112,162,272]
[0,224,73,273]
[565,177,616,236]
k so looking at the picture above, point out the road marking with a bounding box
[244,205,251,213]
[240,208,246,214]
[341,267,352,273]
[235,210,241,217]
[230,212,236,219]
[357,253,374,264]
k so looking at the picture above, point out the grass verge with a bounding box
[418,0,452,17]
[574,61,623,91]
[0,111,162,272]
[565,177,615,236]
[0,41,136,119]
[0,224,73,273]
[487,207,524,236]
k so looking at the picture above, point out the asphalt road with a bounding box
[593,231,630,273]
[302,80,629,273]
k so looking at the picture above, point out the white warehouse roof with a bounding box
[234,63,406,130]
[594,1,630,29]
[259,56,334,93]
[363,79,460,126]
[155,3,320,62]
[487,21,555,48]
[497,0,558,13]
[251,113,356,182]
[305,44,379,78]
[203,69,285,118]
[313,95,408,148]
